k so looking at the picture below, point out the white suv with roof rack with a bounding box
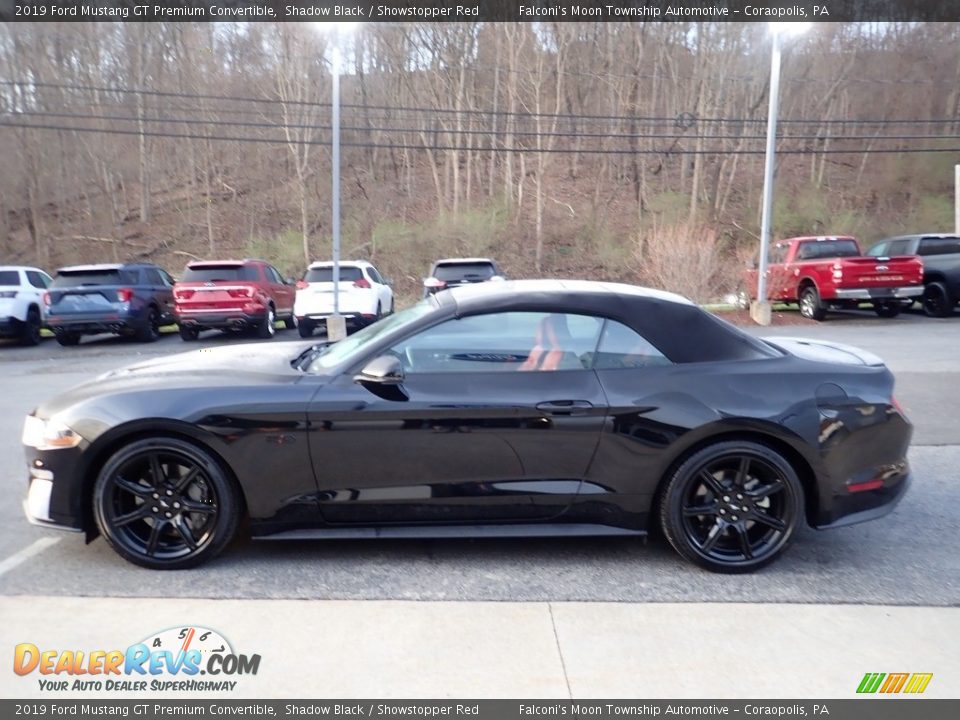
[294,260,394,338]
[0,265,53,346]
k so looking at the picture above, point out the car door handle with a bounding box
[536,400,594,416]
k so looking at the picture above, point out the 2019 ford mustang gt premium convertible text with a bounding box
[22,280,912,572]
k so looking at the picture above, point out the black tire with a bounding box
[298,319,314,338]
[798,285,827,321]
[178,325,199,342]
[389,299,396,315]
[283,313,298,330]
[922,281,954,318]
[873,301,901,319]
[20,307,42,346]
[92,437,241,570]
[256,305,276,339]
[55,332,81,347]
[135,306,161,342]
[659,441,804,573]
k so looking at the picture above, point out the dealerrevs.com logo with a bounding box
[13,626,261,693]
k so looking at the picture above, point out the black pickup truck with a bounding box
[867,234,960,317]
[45,263,176,345]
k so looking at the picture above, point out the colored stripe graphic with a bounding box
[903,673,933,694]
[880,673,909,693]
[857,673,885,693]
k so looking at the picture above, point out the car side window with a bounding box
[389,311,603,374]
[145,268,163,285]
[367,267,384,284]
[25,271,48,289]
[866,242,887,257]
[919,238,960,256]
[591,320,672,369]
[159,270,175,286]
[887,240,910,256]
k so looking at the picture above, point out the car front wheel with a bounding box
[659,441,804,573]
[298,319,314,338]
[21,308,42,346]
[873,301,901,318]
[178,325,199,342]
[923,281,954,318]
[92,437,241,570]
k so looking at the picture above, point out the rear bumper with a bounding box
[297,312,370,326]
[813,470,911,530]
[47,313,138,335]
[177,310,267,329]
[832,285,923,301]
[0,317,20,337]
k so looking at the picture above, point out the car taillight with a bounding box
[354,278,371,289]
[117,288,134,303]
[296,280,309,290]
[891,395,907,417]
[174,289,194,301]
[423,277,446,289]
[43,292,51,306]
[228,287,253,298]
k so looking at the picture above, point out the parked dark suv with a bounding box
[45,263,175,346]
[422,258,505,297]
[173,259,297,340]
[867,234,960,317]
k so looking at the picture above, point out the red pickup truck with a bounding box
[744,236,924,320]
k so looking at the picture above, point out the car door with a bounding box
[367,265,393,313]
[306,310,609,524]
[267,265,295,315]
[146,267,175,322]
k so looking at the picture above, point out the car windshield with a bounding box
[51,270,129,287]
[305,301,436,373]
[181,266,256,282]
[433,262,496,281]
[304,266,364,283]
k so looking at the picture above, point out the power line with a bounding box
[6,110,960,144]
[4,119,959,156]
[3,79,958,127]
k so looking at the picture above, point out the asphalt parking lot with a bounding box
[1,311,958,607]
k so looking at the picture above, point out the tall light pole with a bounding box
[752,22,810,326]
[311,22,357,341]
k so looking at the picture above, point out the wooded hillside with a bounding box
[2,22,958,302]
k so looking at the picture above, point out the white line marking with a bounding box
[0,537,60,579]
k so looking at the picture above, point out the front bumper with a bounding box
[832,285,924,301]
[22,446,87,532]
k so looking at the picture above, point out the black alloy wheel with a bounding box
[873,301,901,319]
[21,308,42,346]
[923,281,954,318]
[178,325,199,341]
[136,307,161,342]
[93,437,240,570]
[56,332,81,346]
[660,441,803,573]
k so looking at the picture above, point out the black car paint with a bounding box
[25,282,912,543]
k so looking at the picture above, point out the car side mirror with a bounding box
[354,355,408,401]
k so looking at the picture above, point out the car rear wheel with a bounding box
[21,308,42,346]
[55,332,81,347]
[798,285,827,321]
[284,314,298,330]
[873,301,901,318]
[659,441,804,573]
[92,437,241,570]
[135,307,161,342]
[298,319,314,338]
[923,281,954,318]
[256,306,276,339]
[178,325,199,342]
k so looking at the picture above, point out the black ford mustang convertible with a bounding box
[22,280,912,572]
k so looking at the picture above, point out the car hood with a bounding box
[35,341,317,419]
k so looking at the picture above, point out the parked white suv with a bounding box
[0,266,52,346]
[295,260,394,338]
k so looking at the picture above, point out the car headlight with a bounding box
[22,415,83,450]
